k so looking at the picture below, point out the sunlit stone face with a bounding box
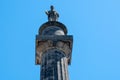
[42,26,65,35]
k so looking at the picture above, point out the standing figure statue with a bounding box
[45,5,59,21]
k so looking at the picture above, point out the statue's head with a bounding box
[50,5,54,11]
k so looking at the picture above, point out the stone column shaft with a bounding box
[40,49,69,80]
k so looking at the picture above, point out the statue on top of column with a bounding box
[45,5,59,21]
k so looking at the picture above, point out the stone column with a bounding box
[35,16,73,80]
[40,49,68,80]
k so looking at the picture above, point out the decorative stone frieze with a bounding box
[36,35,73,65]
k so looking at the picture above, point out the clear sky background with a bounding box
[1,0,120,80]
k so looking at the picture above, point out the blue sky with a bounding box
[1,0,120,80]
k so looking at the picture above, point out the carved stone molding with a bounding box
[36,35,73,65]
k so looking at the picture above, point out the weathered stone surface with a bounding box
[35,6,73,80]
[39,21,67,35]
[35,35,73,65]
[40,49,69,80]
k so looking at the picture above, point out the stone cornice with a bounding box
[36,35,73,65]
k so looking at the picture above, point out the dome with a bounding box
[39,21,68,35]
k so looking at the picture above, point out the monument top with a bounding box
[45,5,59,21]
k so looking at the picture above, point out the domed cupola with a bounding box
[39,5,68,35]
